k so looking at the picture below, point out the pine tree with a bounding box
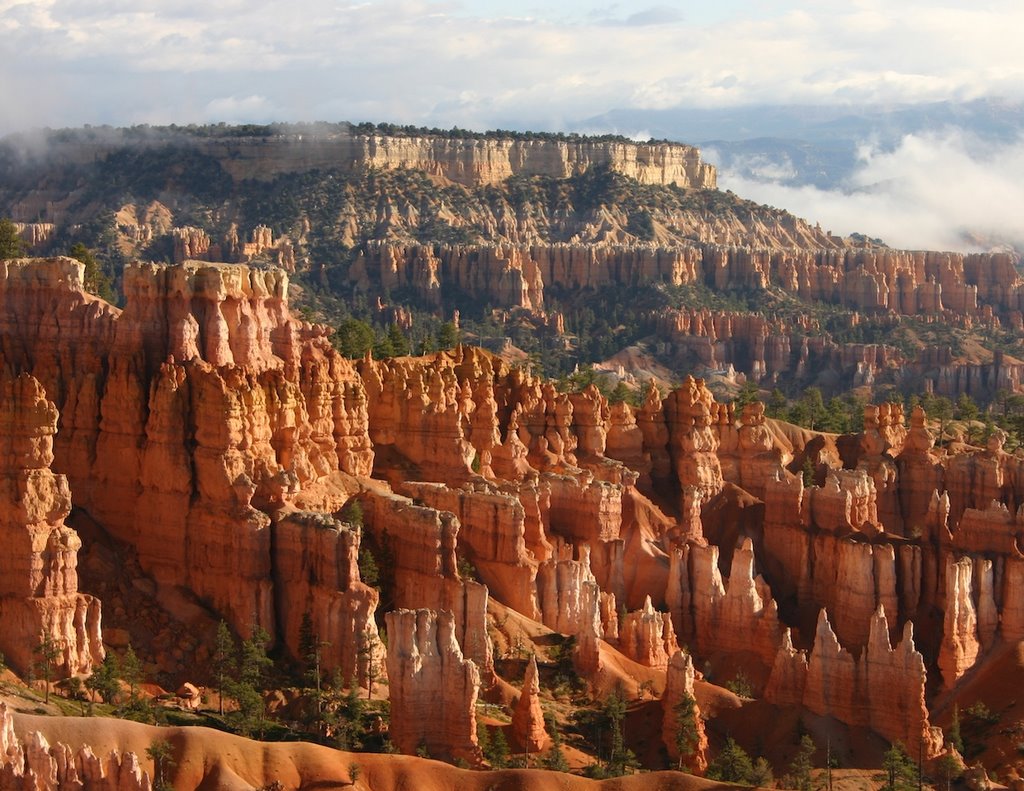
[228,624,272,737]
[881,742,917,791]
[212,621,235,716]
[751,756,775,787]
[789,734,816,791]
[0,219,26,260]
[86,652,121,705]
[706,737,755,784]
[121,645,143,702]
[68,242,115,302]
[146,739,176,791]
[436,321,460,350]
[486,727,510,768]
[34,631,61,704]
[673,692,699,771]
[385,323,410,356]
[949,704,964,753]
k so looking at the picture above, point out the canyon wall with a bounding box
[0,373,103,676]
[3,255,1023,765]
[0,257,379,678]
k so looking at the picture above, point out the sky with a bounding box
[3,0,1023,133]
[3,0,1024,251]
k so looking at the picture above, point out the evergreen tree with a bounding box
[798,387,826,430]
[936,751,962,791]
[384,323,410,356]
[86,652,121,705]
[751,756,775,787]
[733,381,760,411]
[880,742,917,791]
[706,737,755,784]
[924,395,955,443]
[64,676,89,716]
[766,388,788,419]
[542,714,569,772]
[68,242,115,302]
[227,625,272,737]
[955,393,979,422]
[146,739,176,791]
[34,632,61,704]
[802,456,817,488]
[0,219,26,260]
[789,734,816,791]
[334,318,376,358]
[484,726,510,768]
[212,621,235,716]
[435,320,460,350]
[949,704,964,754]
[673,692,700,771]
[121,645,143,702]
[603,686,631,775]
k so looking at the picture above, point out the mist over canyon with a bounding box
[0,122,1023,791]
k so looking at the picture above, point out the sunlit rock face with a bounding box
[0,372,103,678]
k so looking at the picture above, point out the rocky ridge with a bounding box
[0,256,1023,783]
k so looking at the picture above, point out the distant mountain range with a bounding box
[581,98,1024,189]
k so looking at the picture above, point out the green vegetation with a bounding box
[85,652,121,704]
[724,670,754,699]
[34,632,60,704]
[0,218,25,259]
[145,739,176,791]
[879,742,918,791]
[69,242,116,302]
[787,734,816,791]
[672,692,700,771]
[706,737,756,784]
[959,701,1001,759]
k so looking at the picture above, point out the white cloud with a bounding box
[3,0,1024,253]
[203,94,280,122]
[717,129,1024,253]
[3,1,1024,135]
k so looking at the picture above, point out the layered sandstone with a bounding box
[272,510,384,685]
[0,257,374,666]
[661,651,708,773]
[385,609,482,763]
[362,487,493,674]
[667,539,782,670]
[143,132,718,188]
[765,609,942,758]
[0,703,150,791]
[510,654,549,754]
[618,596,680,670]
[0,373,102,677]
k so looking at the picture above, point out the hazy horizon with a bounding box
[4,0,1023,252]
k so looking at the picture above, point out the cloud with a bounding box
[4,1,1024,135]
[715,129,1024,253]
[203,94,280,123]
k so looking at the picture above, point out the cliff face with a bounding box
[6,253,1024,770]
[0,373,103,677]
[0,257,378,676]
[0,703,150,791]
[385,609,482,763]
[10,132,715,190]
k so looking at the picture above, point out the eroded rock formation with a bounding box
[661,651,708,773]
[385,609,482,763]
[0,703,150,791]
[510,654,549,754]
[0,373,102,677]
[766,608,943,758]
[0,257,376,672]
